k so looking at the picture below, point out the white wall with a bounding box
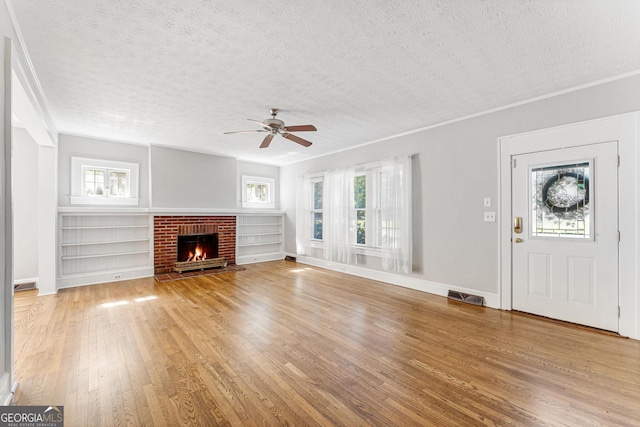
[57,134,150,207]
[280,73,640,303]
[150,146,236,209]
[12,127,38,283]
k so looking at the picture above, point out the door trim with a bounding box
[498,112,640,339]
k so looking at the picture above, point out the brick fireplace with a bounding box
[153,216,236,274]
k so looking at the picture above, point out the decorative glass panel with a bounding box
[354,175,366,209]
[313,181,323,209]
[531,162,590,238]
[246,182,269,203]
[109,171,127,197]
[356,210,366,244]
[354,175,366,244]
[84,169,104,196]
[313,213,323,240]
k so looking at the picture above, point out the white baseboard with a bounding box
[236,252,285,265]
[56,267,154,291]
[294,255,500,308]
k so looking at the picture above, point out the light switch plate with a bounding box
[484,211,496,222]
[483,197,491,207]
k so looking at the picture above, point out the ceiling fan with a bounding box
[224,108,317,148]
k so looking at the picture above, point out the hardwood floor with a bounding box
[12,261,640,426]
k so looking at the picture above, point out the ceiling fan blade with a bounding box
[224,129,267,134]
[260,133,275,148]
[248,119,268,128]
[282,133,312,147]
[283,125,317,132]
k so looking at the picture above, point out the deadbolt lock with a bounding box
[513,217,523,234]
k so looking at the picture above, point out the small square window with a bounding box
[71,157,139,205]
[242,175,275,209]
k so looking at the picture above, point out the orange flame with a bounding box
[186,245,207,262]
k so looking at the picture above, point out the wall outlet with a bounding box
[483,197,491,207]
[484,212,496,222]
[114,273,122,279]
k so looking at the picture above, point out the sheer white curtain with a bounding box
[380,155,412,273]
[295,173,312,255]
[323,166,357,264]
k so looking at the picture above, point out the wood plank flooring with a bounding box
[12,260,640,426]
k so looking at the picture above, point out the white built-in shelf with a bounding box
[238,232,282,237]
[59,213,153,279]
[61,238,150,247]
[236,214,285,265]
[238,241,283,248]
[62,225,150,230]
[61,250,151,260]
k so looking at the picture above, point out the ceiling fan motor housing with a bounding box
[264,118,285,129]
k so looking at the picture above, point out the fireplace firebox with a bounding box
[172,224,227,273]
[177,233,218,262]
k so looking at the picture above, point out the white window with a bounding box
[242,175,275,209]
[311,177,323,240]
[300,156,412,271]
[309,165,382,248]
[71,157,139,205]
[353,167,381,248]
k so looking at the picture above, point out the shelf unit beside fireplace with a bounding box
[58,213,153,287]
[236,213,284,264]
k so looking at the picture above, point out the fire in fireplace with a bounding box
[172,224,227,273]
[177,233,218,262]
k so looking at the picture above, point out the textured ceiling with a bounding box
[9,0,640,166]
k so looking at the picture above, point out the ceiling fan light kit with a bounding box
[225,108,317,148]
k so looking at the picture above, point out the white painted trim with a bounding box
[57,207,285,215]
[13,277,37,286]
[499,112,640,340]
[69,196,140,206]
[4,0,58,145]
[11,70,54,147]
[3,35,15,408]
[58,207,150,214]
[295,255,500,308]
[56,267,154,291]
[148,208,285,216]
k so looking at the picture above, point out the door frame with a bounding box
[499,112,640,339]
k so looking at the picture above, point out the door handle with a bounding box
[514,217,523,234]
[514,238,524,243]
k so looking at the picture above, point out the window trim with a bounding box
[70,157,139,206]
[241,175,275,209]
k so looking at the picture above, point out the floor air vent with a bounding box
[447,290,484,306]
[285,255,297,262]
[14,282,37,292]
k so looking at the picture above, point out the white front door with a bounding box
[512,141,619,331]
